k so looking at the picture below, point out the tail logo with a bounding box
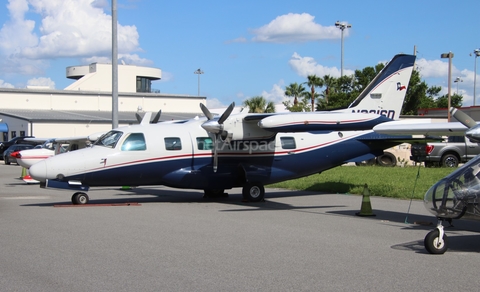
[397,82,406,91]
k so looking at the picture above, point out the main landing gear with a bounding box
[424,220,448,254]
[242,182,265,202]
[72,192,89,205]
[202,182,266,202]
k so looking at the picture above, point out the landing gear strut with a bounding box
[242,182,265,202]
[72,192,89,205]
[424,220,448,254]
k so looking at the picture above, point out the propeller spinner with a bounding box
[200,102,235,172]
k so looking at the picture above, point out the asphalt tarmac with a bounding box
[1,163,480,291]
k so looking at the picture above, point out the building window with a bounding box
[165,137,181,151]
[11,131,16,139]
[136,77,152,93]
[20,131,25,137]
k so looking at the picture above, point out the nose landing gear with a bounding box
[424,220,448,254]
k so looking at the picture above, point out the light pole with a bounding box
[454,77,463,95]
[335,21,352,78]
[472,49,480,106]
[194,68,204,96]
[441,52,454,122]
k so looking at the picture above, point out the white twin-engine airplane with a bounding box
[29,54,416,205]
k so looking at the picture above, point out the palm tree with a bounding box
[284,82,306,106]
[304,75,324,112]
[322,75,336,105]
[243,96,276,113]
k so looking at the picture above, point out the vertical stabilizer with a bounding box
[333,54,416,120]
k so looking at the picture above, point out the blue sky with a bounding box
[1,0,479,109]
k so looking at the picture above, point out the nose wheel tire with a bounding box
[242,183,265,202]
[72,192,89,205]
[424,229,448,254]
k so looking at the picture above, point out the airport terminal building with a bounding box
[0,63,205,141]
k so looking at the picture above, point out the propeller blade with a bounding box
[135,113,142,123]
[151,110,161,124]
[218,102,235,125]
[213,135,218,172]
[450,107,477,129]
[200,103,214,120]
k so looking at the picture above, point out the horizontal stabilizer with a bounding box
[258,113,392,132]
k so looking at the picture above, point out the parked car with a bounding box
[410,136,480,167]
[0,136,35,158]
[3,144,35,165]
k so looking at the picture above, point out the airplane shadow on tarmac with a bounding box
[20,187,335,208]
[18,186,480,254]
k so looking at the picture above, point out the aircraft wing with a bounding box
[373,120,470,136]
[53,136,91,143]
[23,137,52,144]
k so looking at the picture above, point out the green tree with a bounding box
[304,75,324,112]
[284,82,310,112]
[243,96,276,113]
[322,74,337,104]
[284,82,306,105]
[402,69,430,115]
[435,93,463,108]
[325,75,355,109]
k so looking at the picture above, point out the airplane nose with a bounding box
[29,160,47,182]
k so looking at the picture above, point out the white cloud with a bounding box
[260,81,288,104]
[206,98,227,109]
[19,0,139,59]
[27,76,55,88]
[415,58,450,78]
[251,13,341,43]
[0,79,15,88]
[288,52,353,78]
[0,0,148,78]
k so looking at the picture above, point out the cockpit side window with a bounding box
[196,137,213,150]
[121,133,146,151]
[165,137,182,151]
[94,130,123,148]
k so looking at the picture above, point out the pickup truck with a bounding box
[410,136,480,167]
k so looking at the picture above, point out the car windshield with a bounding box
[93,130,123,148]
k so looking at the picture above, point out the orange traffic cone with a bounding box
[356,184,376,217]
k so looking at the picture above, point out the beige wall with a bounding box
[65,63,162,93]
[31,123,122,138]
[0,89,205,113]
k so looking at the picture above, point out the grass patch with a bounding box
[267,165,455,200]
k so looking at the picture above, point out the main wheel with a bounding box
[376,152,396,167]
[424,229,448,254]
[441,154,459,168]
[4,156,10,165]
[72,192,89,205]
[242,183,265,202]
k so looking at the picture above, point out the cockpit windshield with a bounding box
[94,130,123,148]
[424,155,480,220]
[41,139,55,150]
